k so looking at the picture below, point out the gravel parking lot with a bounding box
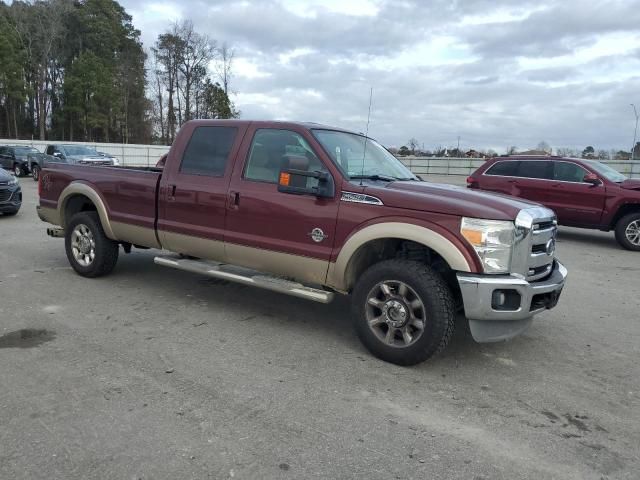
[1,176,638,480]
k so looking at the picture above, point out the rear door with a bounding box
[478,160,520,195]
[549,161,606,226]
[157,122,248,260]
[0,147,8,169]
[512,160,554,204]
[224,126,341,285]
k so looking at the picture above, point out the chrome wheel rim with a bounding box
[71,224,96,267]
[32,167,38,180]
[625,220,640,246]
[365,280,426,348]
[14,165,21,176]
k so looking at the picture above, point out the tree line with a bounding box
[0,0,236,145]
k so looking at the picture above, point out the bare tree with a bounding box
[408,137,419,155]
[216,42,234,95]
[507,146,518,155]
[536,141,551,153]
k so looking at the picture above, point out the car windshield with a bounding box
[312,129,416,181]
[63,145,98,156]
[15,147,38,155]
[582,159,627,182]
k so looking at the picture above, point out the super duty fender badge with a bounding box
[309,227,328,243]
[341,191,383,205]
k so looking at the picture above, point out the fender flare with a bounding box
[327,222,473,291]
[58,182,116,240]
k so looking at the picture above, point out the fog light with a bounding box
[491,289,521,311]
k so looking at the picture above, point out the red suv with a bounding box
[467,156,640,251]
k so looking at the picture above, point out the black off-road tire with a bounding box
[65,211,119,277]
[615,212,640,251]
[351,260,455,366]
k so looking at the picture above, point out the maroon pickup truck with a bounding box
[37,120,567,365]
[467,156,640,250]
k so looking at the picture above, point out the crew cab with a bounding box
[37,120,567,365]
[467,156,640,251]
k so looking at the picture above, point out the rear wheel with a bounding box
[65,211,119,277]
[351,260,455,366]
[615,213,640,251]
[31,165,40,181]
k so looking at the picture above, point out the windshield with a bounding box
[15,147,38,155]
[582,159,627,182]
[63,145,98,156]
[312,129,416,181]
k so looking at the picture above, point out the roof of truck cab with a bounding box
[183,119,362,136]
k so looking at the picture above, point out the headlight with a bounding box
[461,217,515,273]
[112,157,120,166]
[8,176,18,186]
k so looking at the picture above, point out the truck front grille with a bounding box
[512,207,557,282]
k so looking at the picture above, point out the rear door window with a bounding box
[485,161,519,176]
[553,161,588,183]
[180,126,238,176]
[517,161,553,180]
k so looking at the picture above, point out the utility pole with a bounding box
[631,104,639,160]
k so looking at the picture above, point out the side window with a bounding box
[179,126,238,176]
[553,162,588,183]
[517,161,553,180]
[46,146,54,155]
[485,161,519,176]
[244,129,327,187]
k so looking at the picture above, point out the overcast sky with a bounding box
[122,0,640,152]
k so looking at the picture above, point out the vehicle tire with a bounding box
[615,212,640,251]
[351,259,455,366]
[3,210,19,216]
[65,211,119,277]
[13,163,23,177]
[31,165,40,181]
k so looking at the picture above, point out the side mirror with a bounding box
[583,173,601,185]
[277,169,335,198]
[53,152,62,158]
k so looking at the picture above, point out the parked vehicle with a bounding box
[0,168,22,216]
[44,144,119,166]
[37,120,567,365]
[0,145,41,176]
[467,156,640,251]
[28,151,67,181]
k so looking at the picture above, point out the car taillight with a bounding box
[466,176,478,188]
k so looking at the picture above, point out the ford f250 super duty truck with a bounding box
[37,120,567,365]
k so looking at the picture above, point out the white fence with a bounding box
[3,138,639,178]
[399,156,640,179]
[0,139,170,167]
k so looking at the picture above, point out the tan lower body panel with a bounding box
[159,230,226,263]
[111,222,161,249]
[37,206,61,226]
[225,243,329,286]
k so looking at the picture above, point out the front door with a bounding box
[224,127,341,285]
[157,122,247,260]
[547,161,606,226]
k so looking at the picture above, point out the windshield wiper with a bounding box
[350,174,398,182]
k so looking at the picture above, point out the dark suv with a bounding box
[467,156,640,250]
[0,145,41,177]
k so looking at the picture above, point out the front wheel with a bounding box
[351,260,455,366]
[13,163,24,177]
[65,211,119,277]
[31,165,40,181]
[615,213,640,251]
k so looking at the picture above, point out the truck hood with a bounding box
[368,181,540,221]
[619,179,640,191]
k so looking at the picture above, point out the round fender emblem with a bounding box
[309,228,328,243]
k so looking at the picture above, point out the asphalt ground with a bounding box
[0,175,638,480]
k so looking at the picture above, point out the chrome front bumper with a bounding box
[457,261,567,342]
